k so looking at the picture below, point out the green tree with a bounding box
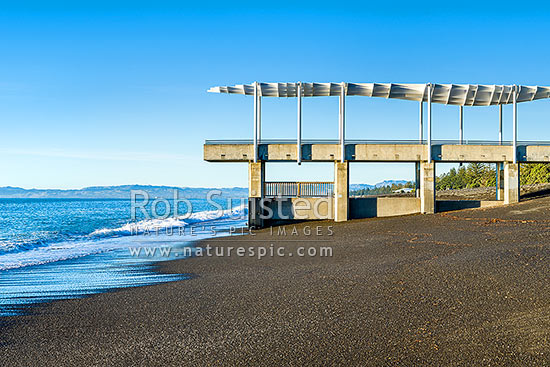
[520,163,550,185]
[436,162,550,191]
[436,163,495,190]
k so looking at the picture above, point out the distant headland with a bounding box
[0,181,409,199]
[0,185,248,199]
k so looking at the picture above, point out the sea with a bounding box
[0,197,247,316]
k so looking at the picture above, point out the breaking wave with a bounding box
[0,204,248,271]
[90,203,247,237]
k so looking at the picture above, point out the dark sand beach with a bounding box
[2,196,550,366]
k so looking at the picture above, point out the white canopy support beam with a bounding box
[297,81,302,165]
[459,106,464,144]
[497,104,504,200]
[499,104,503,144]
[339,82,346,162]
[253,82,258,163]
[419,101,423,143]
[513,86,518,164]
[257,94,261,143]
[427,83,432,164]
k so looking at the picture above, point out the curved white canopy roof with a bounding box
[208,82,550,106]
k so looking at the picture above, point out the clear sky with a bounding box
[1,1,550,189]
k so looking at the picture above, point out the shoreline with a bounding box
[0,201,248,316]
[2,197,550,365]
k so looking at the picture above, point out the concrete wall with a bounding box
[521,145,550,162]
[433,144,512,162]
[267,144,299,161]
[204,144,254,161]
[354,144,426,161]
[263,197,334,220]
[255,196,506,225]
[310,144,340,161]
[253,196,421,223]
[377,197,422,217]
[349,197,421,219]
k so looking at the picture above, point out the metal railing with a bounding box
[264,182,334,198]
[206,139,550,146]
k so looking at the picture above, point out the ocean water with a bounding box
[0,198,247,316]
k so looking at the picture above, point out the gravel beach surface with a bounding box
[2,195,550,366]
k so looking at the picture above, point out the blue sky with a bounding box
[1,1,550,188]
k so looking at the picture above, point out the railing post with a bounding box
[513,85,518,164]
[297,81,302,165]
[264,182,334,198]
[339,82,346,162]
[427,83,432,163]
[499,104,503,144]
[419,101,423,143]
[497,103,504,199]
[257,89,261,144]
[459,105,463,145]
[253,82,258,163]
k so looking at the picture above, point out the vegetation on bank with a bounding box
[351,181,415,196]
[437,163,550,190]
[351,163,550,196]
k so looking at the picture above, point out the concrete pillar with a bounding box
[504,162,519,204]
[334,161,349,222]
[248,162,265,228]
[415,162,421,198]
[420,161,435,214]
[248,161,265,198]
[496,163,504,201]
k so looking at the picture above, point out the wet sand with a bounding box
[2,196,550,366]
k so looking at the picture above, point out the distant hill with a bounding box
[0,185,248,199]
[349,180,408,191]
[0,180,410,199]
[349,184,375,191]
[373,180,408,188]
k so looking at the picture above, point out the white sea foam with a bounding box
[0,204,248,271]
[90,203,247,237]
[0,237,121,271]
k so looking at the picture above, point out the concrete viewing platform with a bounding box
[205,140,550,163]
[204,81,550,227]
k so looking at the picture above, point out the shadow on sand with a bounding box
[521,187,550,201]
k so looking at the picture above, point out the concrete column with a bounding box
[334,161,349,222]
[248,161,265,198]
[415,162,421,198]
[504,162,519,204]
[248,161,265,228]
[420,162,435,214]
[496,163,504,201]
